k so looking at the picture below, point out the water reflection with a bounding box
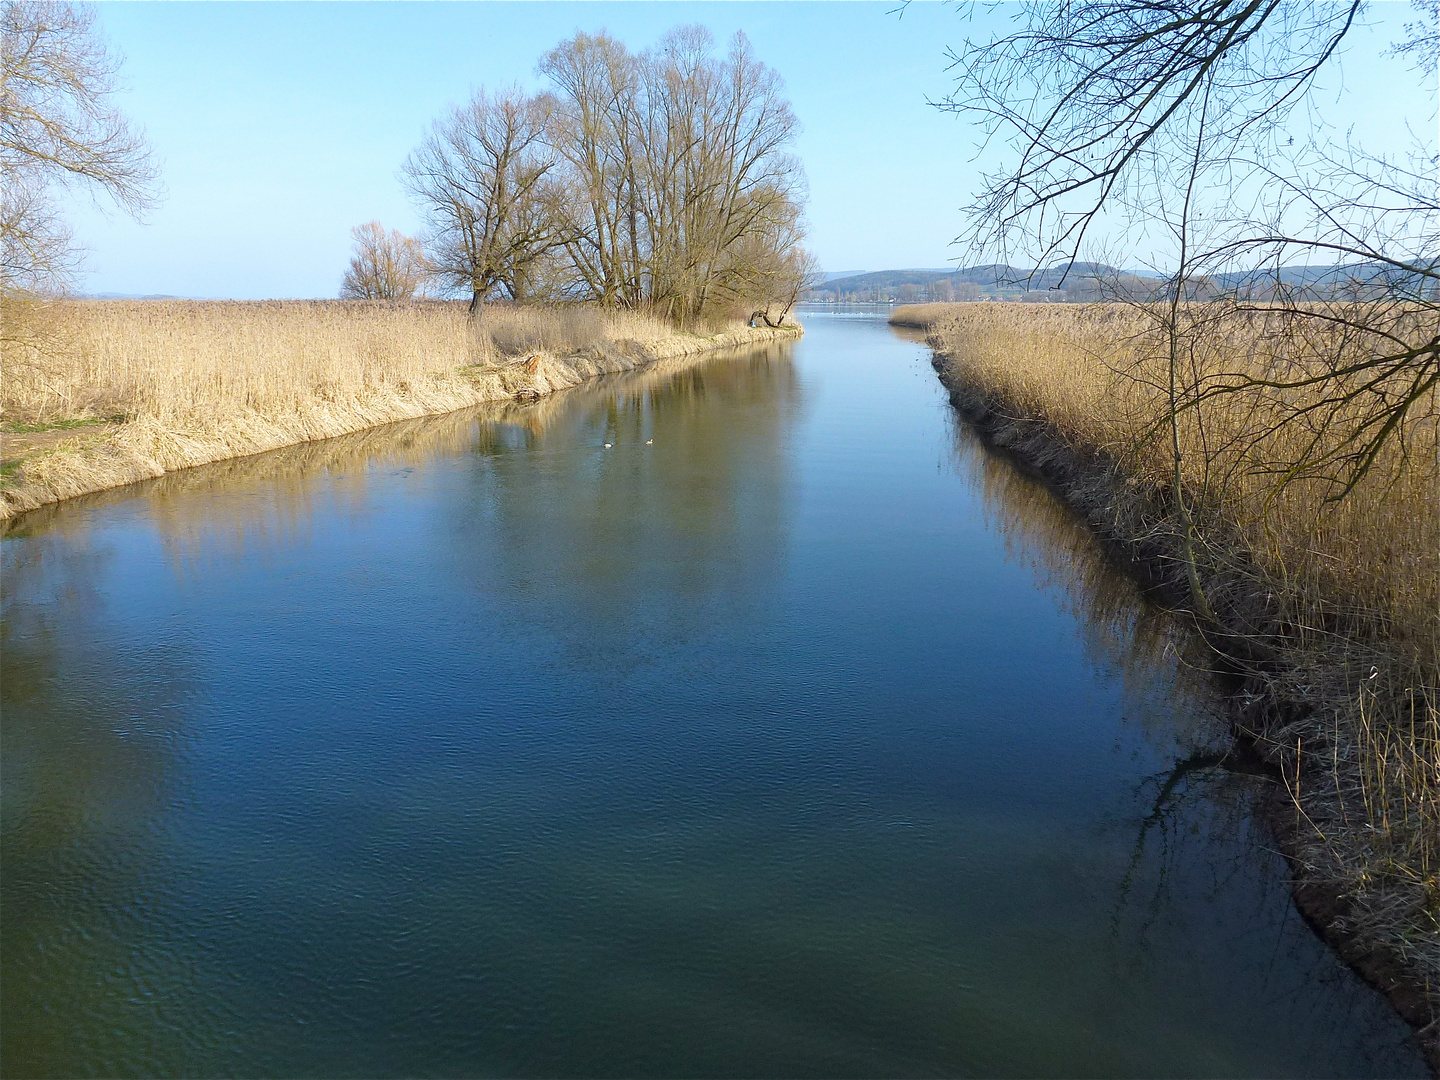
[947,416,1220,745]
[1,529,207,1075]
[4,343,797,585]
[457,347,801,671]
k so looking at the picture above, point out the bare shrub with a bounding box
[340,222,430,301]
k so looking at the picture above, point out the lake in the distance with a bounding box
[1,313,1425,1077]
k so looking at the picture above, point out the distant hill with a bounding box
[807,261,1429,303]
[807,263,1161,303]
[83,292,187,300]
[820,268,959,283]
[1211,263,1431,299]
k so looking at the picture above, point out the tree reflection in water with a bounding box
[454,345,802,677]
[1,526,204,1074]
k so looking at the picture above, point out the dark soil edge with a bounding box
[929,353,1440,1074]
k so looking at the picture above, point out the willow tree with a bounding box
[626,27,806,324]
[405,26,811,324]
[538,31,645,306]
[402,88,562,311]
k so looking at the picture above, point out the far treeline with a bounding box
[343,27,815,328]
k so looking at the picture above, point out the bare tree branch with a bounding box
[0,0,159,294]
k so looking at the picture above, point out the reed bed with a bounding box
[0,298,793,518]
[896,300,1438,1046]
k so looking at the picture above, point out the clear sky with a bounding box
[63,1,1433,299]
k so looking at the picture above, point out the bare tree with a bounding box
[0,168,76,293]
[634,27,808,324]
[405,27,811,324]
[0,0,158,294]
[939,1,1364,273]
[750,248,820,327]
[538,31,645,306]
[540,27,810,323]
[1391,0,1440,71]
[403,87,560,312]
[339,221,429,301]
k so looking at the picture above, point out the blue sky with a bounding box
[64,1,1434,299]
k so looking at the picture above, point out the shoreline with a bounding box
[921,346,1438,1072]
[0,321,801,524]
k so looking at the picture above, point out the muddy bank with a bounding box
[0,323,801,522]
[926,351,1439,1073]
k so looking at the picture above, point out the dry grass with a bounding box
[895,302,1437,644]
[896,300,1439,1033]
[482,303,668,357]
[0,298,794,518]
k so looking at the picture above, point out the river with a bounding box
[0,313,1425,1077]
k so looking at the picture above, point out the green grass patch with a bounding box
[0,458,25,487]
[0,414,125,434]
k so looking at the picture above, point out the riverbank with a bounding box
[0,299,800,521]
[895,302,1438,1068]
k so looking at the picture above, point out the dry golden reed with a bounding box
[0,298,794,518]
[893,301,1436,653]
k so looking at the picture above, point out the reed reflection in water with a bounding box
[944,409,1404,1067]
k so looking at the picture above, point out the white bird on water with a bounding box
[645,439,653,445]
[604,442,613,449]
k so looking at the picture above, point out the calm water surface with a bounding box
[1,315,1425,1077]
